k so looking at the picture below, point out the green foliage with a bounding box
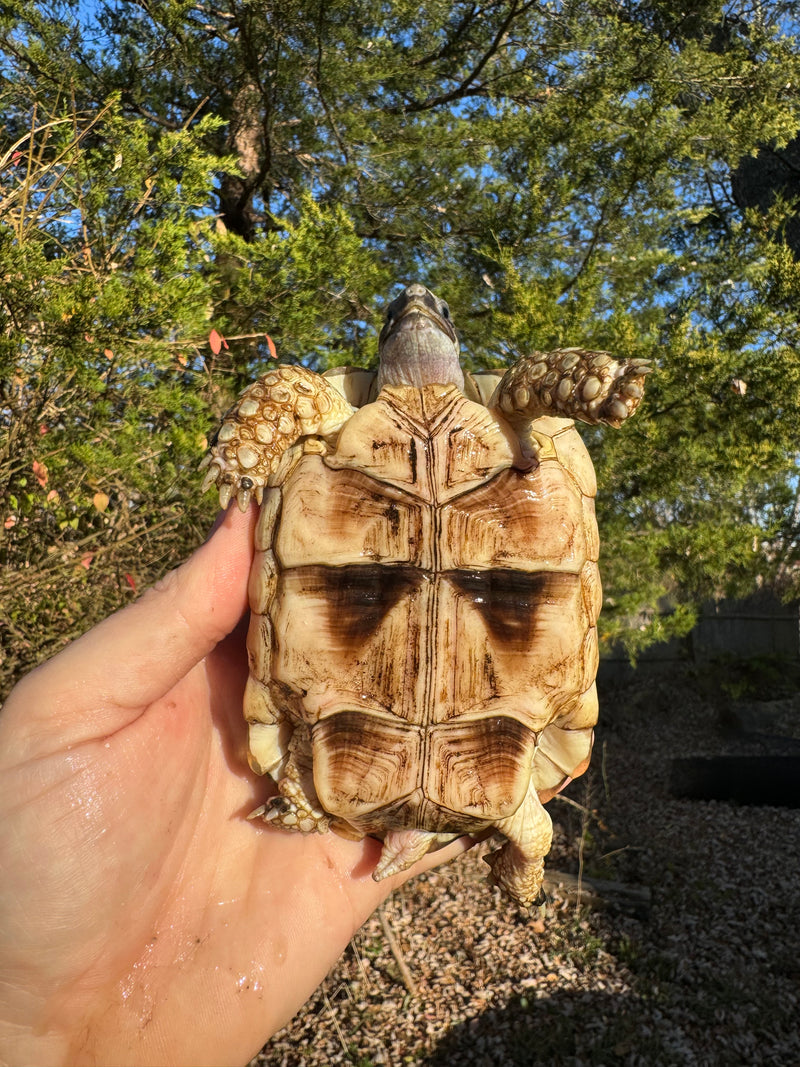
[0,96,227,687]
[3,0,800,693]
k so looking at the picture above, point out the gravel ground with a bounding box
[251,670,800,1067]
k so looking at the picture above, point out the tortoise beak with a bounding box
[379,284,457,349]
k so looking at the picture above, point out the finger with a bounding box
[0,507,255,753]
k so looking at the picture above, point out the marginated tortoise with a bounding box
[201,284,649,907]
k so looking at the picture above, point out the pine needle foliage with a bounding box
[2,0,800,689]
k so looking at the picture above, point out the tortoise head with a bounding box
[377,283,463,391]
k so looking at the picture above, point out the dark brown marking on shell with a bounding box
[274,459,425,568]
[429,715,533,819]
[266,679,308,724]
[442,464,586,572]
[288,564,421,646]
[384,501,401,538]
[483,650,498,696]
[312,711,422,817]
[408,436,417,483]
[449,570,581,651]
[310,707,535,833]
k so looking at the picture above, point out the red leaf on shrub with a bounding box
[4,515,17,529]
[39,424,48,435]
[265,334,277,360]
[124,573,137,593]
[33,460,48,487]
[104,348,114,360]
[79,553,94,570]
[208,328,228,355]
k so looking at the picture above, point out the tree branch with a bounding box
[389,0,539,114]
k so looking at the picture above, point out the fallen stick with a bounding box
[544,870,651,918]
[378,905,418,997]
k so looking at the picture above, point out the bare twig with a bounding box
[321,990,350,1058]
[378,903,418,998]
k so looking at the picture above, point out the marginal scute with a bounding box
[553,423,597,497]
[247,613,274,681]
[582,494,600,562]
[322,366,378,407]
[558,683,599,732]
[243,675,282,725]
[247,722,285,776]
[463,369,504,405]
[581,560,603,625]
[581,626,600,691]
[532,722,594,794]
[254,487,282,551]
[248,550,278,615]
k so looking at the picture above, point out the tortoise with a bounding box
[200,284,649,907]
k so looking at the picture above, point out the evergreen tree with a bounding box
[2,0,800,690]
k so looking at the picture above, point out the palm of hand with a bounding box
[0,511,468,1067]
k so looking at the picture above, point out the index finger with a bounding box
[0,507,255,760]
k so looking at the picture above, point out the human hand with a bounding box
[0,508,470,1067]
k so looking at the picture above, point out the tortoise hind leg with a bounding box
[483,779,553,908]
[249,727,332,835]
[371,828,451,881]
[200,365,355,511]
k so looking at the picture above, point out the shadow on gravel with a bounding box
[670,755,800,806]
[423,989,674,1066]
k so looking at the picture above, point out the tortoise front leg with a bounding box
[483,778,553,908]
[490,349,651,456]
[200,365,355,511]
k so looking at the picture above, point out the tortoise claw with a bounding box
[199,366,354,509]
[249,794,331,834]
[218,482,234,510]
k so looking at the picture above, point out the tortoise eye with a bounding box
[441,303,450,320]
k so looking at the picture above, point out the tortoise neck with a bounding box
[376,325,464,391]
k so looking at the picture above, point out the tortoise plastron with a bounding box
[202,284,649,907]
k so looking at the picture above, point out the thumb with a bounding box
[0,507,255,759]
